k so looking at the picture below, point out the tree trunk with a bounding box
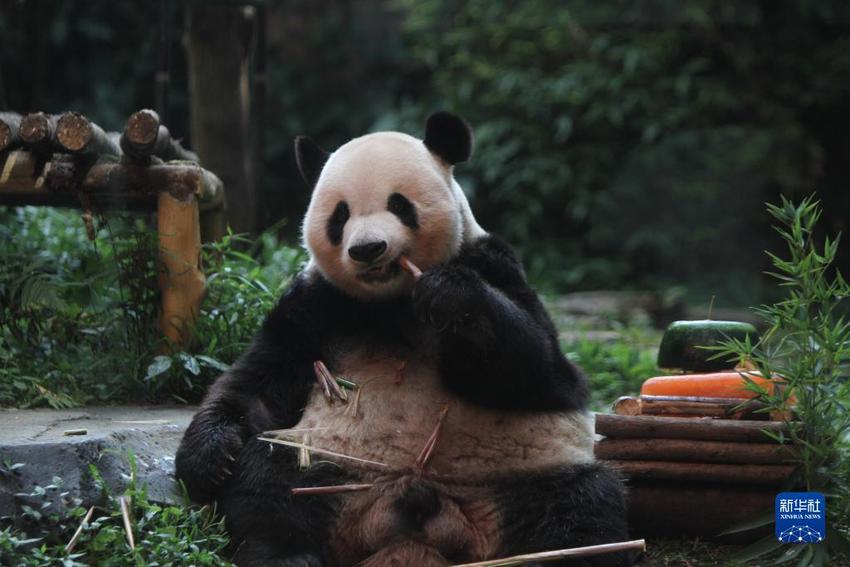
[185,4,257,238]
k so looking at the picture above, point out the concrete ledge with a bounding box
[0,406,195,520]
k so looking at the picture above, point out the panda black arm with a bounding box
[175,275,335,503]
[413,235,588,411]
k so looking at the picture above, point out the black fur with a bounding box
[326,201,349,246]
[423,111,473,164]
[295,136,330,189]
[176,234,624,565]
[495,463,632,566]
[387,192,419,229]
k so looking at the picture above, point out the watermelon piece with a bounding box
[657,320,759,373]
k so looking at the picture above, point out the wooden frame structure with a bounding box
[0,109,225,349]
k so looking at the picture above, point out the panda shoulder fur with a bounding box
[175,112,632,567]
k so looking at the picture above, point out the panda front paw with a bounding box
[412,265,485,332]
[175,420,244,502]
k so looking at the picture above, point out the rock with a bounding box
[0,406,195,522]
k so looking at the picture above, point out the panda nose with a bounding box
[348,241,388,263]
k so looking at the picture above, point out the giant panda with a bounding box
[175,112,631,567]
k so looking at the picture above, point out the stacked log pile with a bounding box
[596,413,795,538]
[0,110,224,348]
[594,320,798,539]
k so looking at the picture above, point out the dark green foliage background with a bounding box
[3,0,850,304]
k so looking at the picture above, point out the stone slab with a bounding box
[0,406,196,521]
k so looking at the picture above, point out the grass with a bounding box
[0,456,232,566]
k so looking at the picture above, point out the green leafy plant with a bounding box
[0,457,232,566]
[0,207,304,408]
[564,328,659,411]
[713,196,850,564]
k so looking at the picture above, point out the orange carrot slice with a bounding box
[640,372,778,399]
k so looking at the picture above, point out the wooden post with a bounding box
[157,188,206,349]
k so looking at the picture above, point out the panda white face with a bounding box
[300,116,485,300]
[304,133,461,299]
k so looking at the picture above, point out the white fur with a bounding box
[293,349,595,481]
[302,132,485,299]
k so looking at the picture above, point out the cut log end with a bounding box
[57,112,94,152]
[20,112,52,144]
[125,109,161,146]
[0,122,11,150]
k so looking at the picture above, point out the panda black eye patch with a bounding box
[387,193,419,229]
[326,201,350,245]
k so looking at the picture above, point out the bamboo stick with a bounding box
[0,112,21,152]
[595,438,797,464]
[416,405,449,469]
[291,483,374,496]
[399,255,423,279]
[56,112,121,156]
[595,414,790,443]
[64,505,95,553]
[119,495,135,550]
[120,109,199,163]
[257,437,389,469]
[608,460,795,485]
[450,539,646,567]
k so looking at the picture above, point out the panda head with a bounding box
[297,112,486,300]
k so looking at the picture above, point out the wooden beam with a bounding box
[608,460,795,485]
[595,413,790,443]
[595,438,797,464]
[0,150,223,211]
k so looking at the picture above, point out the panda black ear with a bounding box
[295,136,330,189]
[423,111,473,165]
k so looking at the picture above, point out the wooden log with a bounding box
[595,414,790,443]
[627,482,776,539]
[612,395,768,419]
[608,460,795,485]
[20,112,59,153]
[595,438,797,464]
[0,112,22,152]
[157,190,206,348]
[55,111,121,156]
[120,109,199,163]
[0,151,223,212]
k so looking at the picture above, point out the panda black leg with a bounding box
[495,463,633,567]
[223,437,350,566]
[234,539,324,567]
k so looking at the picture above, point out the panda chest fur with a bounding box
[292,344,595,481]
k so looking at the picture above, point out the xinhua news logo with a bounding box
[775,492,826,544]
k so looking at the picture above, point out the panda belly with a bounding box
[292,348,595,480]
[288,348,594,564]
